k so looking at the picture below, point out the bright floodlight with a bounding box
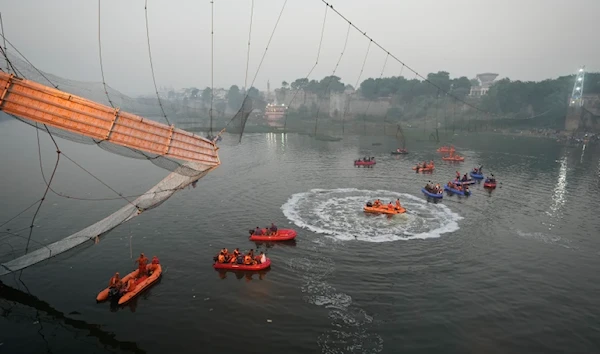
[576,87,581,90]
[578,78,582,81]
[579,69,583,72]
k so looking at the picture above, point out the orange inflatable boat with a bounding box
[96,264,162,305]
[436,146,455,153]
[412,165,435,172]
[250,229,297,241]
[364,205,406,215]
[442,155,465,162]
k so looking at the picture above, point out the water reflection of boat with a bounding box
[252,239,297,248]
[216,268,271,280]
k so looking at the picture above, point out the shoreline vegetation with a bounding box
[3,54,598,137]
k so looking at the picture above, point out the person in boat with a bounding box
[135,253,149,278]
[395,199,402,210]
[254,251,265,264]
[243,253,254,265]
[147,256,160,275]
[366,201,373,207]
[462,173,468,182]
[387,202,394,211]
[109,272,122,290]
[488,174,495,183]
[464,185,469,193]
[254,227,263,236]
[425,182,432,191]
[456,171,461,179]
[270,223,278,234]
[121,278,136,294]
[374,199,382,208]
[217,252,226,263]
[230,250,243,264]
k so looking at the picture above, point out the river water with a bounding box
[1,117,600,353]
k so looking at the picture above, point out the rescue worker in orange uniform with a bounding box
[243,254,253,265]
[147,256,160,275]
[135,253,149,278]
[109,272,121,289]
[395,199,402,210]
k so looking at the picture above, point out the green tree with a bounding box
[227,85,243,110]
[291,78,309,90]
[201,87,212,105]
[281,81,289,89]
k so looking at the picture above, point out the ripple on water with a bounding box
[287,253,383,354]
[281,188,463,242]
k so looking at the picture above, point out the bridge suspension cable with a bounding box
[314,22,351,135]
[283,3,328,131]
[342,39,372,134]
[144,0,171,126]
[319,0,487,115]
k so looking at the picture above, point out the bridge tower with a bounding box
[569,66,585,107]
[565,66,586,131]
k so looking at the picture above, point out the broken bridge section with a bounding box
[0,71,220,169]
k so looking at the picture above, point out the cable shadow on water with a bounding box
[0,276,145,354]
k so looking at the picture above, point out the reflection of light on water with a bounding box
[580,144,586,163]
[266,132,275,147]
[266,132,285,150]
[548,156,567,217]
[281,132,286,150]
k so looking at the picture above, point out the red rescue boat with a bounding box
[213,258,271,271]
[484,179,497,189]
[354,159,376,166]
[250,229,297,241]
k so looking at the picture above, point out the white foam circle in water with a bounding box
[282,188,462,242]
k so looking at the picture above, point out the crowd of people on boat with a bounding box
[472,165,483,174]
[415,160,435,170]
[446,181,469,192]
[455,171,471,182]
[249,223,278,236]
[424,182,443,194]
[215,248,267,265]
[366,198,403,211]
[107,253,160,295]
[356,156,375,162]
[486,174,496,183]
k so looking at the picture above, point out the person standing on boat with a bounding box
[270,223,278,234]
[395,199,402,210]
[135,253,149,278]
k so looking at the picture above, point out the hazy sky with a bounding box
[1,0,598,96]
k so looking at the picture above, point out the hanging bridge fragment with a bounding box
[0,72,220,173]
[0,71,224,275]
